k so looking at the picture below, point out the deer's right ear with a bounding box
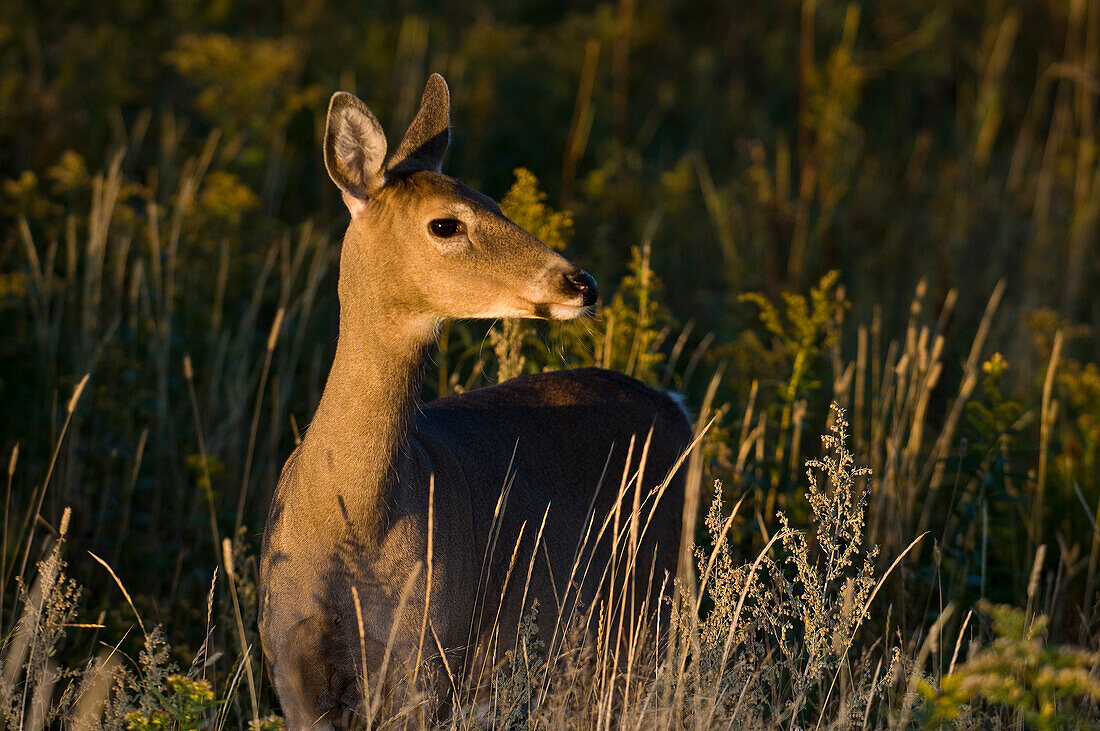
[324,92,387,214]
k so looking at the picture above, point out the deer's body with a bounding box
[258,75,691,729]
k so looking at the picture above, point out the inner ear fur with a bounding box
[324,92,387,203]
[387,73,451,176]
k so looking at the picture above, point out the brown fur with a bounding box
[258,75,691,729]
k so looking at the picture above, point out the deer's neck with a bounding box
[299,296,436,537]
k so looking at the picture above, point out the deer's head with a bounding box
[323,74,597,324]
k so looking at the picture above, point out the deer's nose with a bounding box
[564,269,599,307]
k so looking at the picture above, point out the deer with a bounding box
[258,73,693,729]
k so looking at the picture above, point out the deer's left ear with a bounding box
[324,92,388,214]
[387,74,451,175]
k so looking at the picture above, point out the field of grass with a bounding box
[3,0,1100,727]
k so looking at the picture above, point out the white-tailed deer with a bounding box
[258,74,692,728]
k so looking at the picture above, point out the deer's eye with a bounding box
[429,218,462,238]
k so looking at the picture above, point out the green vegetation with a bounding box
[2,0,1100,726]
[921,600,1100,729]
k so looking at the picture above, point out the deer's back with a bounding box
[420,366,691,506]
[412,367,691,634]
